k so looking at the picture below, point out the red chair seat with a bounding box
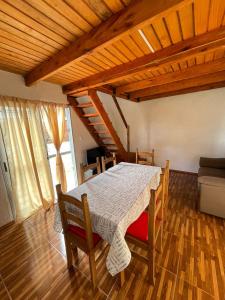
[68,225,101,246]
[127,211,149,241]
[126,212,162,242]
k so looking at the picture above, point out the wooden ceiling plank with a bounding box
[106,44,129,63]
[64,0,101,27]
[165,11,182,44]
[130,31,152,55]
[178,2,194,39]
[25,0,190,85]
[208,0,225,31]
[0,20,54,53]
[6,0,75,41]
[151,18,172,48]
[1,1,69,46]
[117,58,225,94]
[122,35,145,58]
[194,0,210,35]
[26,0,84,36]
[141,25,162,51]
[63,26,225,94]
[214,48,225,59]
[130,69,225,99]
[46,0,93,32]
[0,27,50,57]
[138,81,225,101]
[97,48,123,65]
[0,34,48,60]
[103,0,125,13]
[0,43,42,62]
[113,40,136,60]
[0,10,60,49]
[83,0,112,20]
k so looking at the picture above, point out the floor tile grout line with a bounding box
[0,274,12,300]
[172,254,180,300]
[48,240,109,297]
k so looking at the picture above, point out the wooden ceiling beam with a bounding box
[130,70,225,100]
[63,27,225,95]
[25,0,188,86]
[116,58,225,94]
[138,81,225,101]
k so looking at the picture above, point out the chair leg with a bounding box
[148,248,155,285]
[89,251,97,291]
[65,237,73,270]
[119,271,125,287]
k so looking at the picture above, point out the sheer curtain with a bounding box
[0,96,54,220]
[41,104,67,192]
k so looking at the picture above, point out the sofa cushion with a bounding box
[198,167,225,179]
[199,157,225,169]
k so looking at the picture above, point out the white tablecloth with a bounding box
[54,162,161,276]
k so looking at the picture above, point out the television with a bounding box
[87,146,106,165]
[86,146,113,172]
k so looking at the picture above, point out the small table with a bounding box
[54,162,161,276]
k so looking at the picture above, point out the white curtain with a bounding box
[41,104,67,192]
[0,96,55,220]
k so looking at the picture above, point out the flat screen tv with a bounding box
[87,146,106,165]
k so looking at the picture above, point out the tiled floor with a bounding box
[0,172,224,299]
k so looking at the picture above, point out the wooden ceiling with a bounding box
[0,0,225,102]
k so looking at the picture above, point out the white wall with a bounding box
[0,70,97,184]
[1,69,225,174]
[99,88,225,173]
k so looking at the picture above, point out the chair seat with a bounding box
[127,211,161,242]
[68,225,101,246]
[127,211,149,241]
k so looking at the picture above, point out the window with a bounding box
[43,108,78,195]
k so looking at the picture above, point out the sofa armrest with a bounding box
[198,176,225,188]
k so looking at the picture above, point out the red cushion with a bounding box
[67,225,101,246]
[127,211,149,241]
[127,212,162,242]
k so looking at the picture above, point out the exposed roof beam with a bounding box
[25,0,188,86]
[116,58,225,94]
[63,27,225,94]
[138,81,225,101]
[129,70,225,100]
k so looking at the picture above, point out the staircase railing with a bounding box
[112,94,130,161]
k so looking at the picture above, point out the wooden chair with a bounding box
[162,160,170,222]
[136,149,155,166]
[56,184,105,291]
[101,152,116,172]
[124,172,165,285]
[80,157,101,183]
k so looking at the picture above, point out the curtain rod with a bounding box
[0,95,69,107]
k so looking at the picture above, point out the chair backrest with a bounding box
[148,172,165,245]
[56,184,94,250]
[80,157,101,184]
[136,149,155,166]
[101,152,116,172]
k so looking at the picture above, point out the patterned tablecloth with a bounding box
[54,162,161,276]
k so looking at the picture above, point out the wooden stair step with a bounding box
[82,113,99,118]
[76,102,93,108]
[89,122,105,126]
[95,131,109,134]
[102,137,113,140]
[104,143,116,146]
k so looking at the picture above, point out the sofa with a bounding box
[198,157,225,219]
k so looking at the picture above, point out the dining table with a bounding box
[54,162,161,276]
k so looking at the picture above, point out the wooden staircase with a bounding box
[68,90,127,161]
